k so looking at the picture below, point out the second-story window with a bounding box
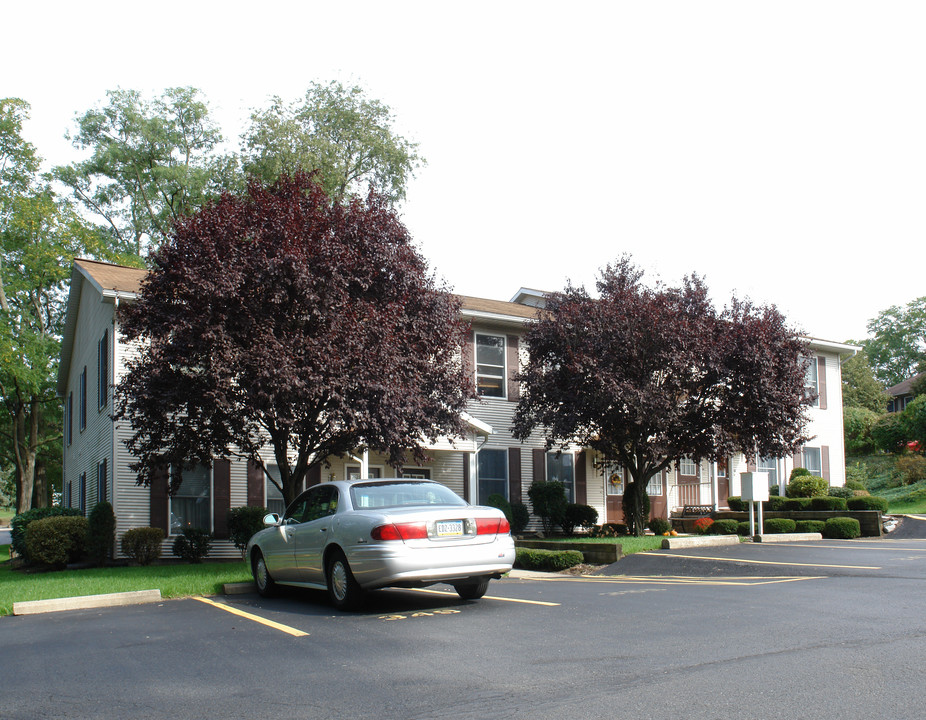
[79,367,87,431]
[804,356,819,407]
[475,333,505,398]
[98,329,109,410]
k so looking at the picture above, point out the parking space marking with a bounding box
[521,574,823,587]
[783,543,926,552]
[409,588,560,606]
[192,597,309,637]
[644,552,881,570]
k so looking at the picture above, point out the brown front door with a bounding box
[604,469,668,522]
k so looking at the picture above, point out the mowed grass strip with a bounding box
[0,545,252,616]
[529,536,664,555]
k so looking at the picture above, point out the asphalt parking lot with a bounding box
[5,534,926,719]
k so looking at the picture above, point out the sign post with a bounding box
[740,472,769,537]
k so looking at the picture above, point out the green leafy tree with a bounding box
[0,98,120,511]
[240,81,423,204]
[54,87,224,256]
[841,348,887,413]
[843,406,880,456]
[864,299,926,387]
[900,395,926,453]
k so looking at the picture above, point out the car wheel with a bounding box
[454,579,490,600]
[326,550,363,610]
[252,549,277,598]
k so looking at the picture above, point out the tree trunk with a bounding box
[33,461,48,508]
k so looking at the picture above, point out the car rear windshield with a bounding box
[350,481,467,509]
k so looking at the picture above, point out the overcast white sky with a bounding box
[5,1,924,343]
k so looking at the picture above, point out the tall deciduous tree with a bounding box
[840,348,886,414]
[864,298,926,387]
[0,98,119,511]
[241,81,423,204]
[54,87,224,256]
[117,173,471,506]
[512,257,811,535]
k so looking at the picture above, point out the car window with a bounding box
[350,481,466,509]
[304,486,338,522]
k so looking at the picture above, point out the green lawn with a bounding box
[848,455,926,514]
[0,506,14,525]
[0,547,252,616]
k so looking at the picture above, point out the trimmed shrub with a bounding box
[693,517,714,534]
[648,517,671,535]
[782,498,811,511]
[764,518,796,534]
[827,486,854,499]
[172,527,212,563]
[845,479,867,492]
[789,467,812,481]
[787,475,828,498]
[121,527,165,565]
[486,494,513,523]
[709,519,739,535]
[795,520,826,533]
[736,521,752,536]
[823,517,861,539]
[25,516,88,567]
[86,501,116,564]
[527,480,567,534]
[809,496,848,511]
[10,506,83,560]
[727,496,747,511]
[847,496,888,513]
[510,503,530,535]
[514,547,584,572]
[227,506,269,558]
[763,496,788,512]
[561,504,598,536]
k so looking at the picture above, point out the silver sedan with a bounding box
[246,479,516,609]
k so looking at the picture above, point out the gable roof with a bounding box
[73,258,147,297]
[887,372,926,397]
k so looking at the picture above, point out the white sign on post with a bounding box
[740,472,769,536]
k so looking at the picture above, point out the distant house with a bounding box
[58,259,858,557]
[886,373,925,413]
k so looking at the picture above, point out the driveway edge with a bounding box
[12,589,162,616]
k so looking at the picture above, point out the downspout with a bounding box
[711,461,719,512]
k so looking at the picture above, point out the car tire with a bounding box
[453,579,490,600]
[326,549,363,610]
[252,549,277,598]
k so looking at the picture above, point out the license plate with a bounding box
[436,520,464,537]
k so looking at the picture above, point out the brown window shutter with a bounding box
[506,335,520,401]
[821,446,830,482]
[575,450,587,505]
[746,456,757,472]
[306,464,321,489]
[532,448,546,485]
[508,448,522,503]
[212,460,231,539]
[792,451,803,470]
[247,460,264,507]
[462,452,471,502]
[817,356,827,409]
[149,463,169,533]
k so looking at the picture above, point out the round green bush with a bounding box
[847,496,888,513]
[795,520,826,533]
[514,548,584,571]
[648,517,671,535]
[709,519,739,535]
[737,521,752,536]
[227,505,269,557]
[763,518,796,534]
[510,503,530,535]
[562,504,599,536]
[486,493,512,522]
[121,527,165,565]
[823,517,861,539]
[727,497,747,511]
[10,506,83,560]
[786,475,828,498]
[527,480,568,534]
[87,501,116,564]
[25,515,89,567]
[172,527,213,563]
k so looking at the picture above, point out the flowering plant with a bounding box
[693,517,714,534]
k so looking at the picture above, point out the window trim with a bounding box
[477,448,509,504]
[474,332,507,399]
[802,447,823,478]
[66,392,73,447]
[546,451,575,503]
[78,472,86,514]
[97,459,107,504]
[804,356,819,408]
[97,329,109,411]
[678,457,697,477]
[168,464,214,536]
[79,367,87,431]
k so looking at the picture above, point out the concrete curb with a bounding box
[661,535,740,549]
[753,532,823,543]
[12,589,162,616]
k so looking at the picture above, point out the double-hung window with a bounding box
[97,330,109,410]
[757,456,779,487]
[802,448,823,477]
[477,448,508,505]
[170,465,212,534]
[475,334,506,398]
[804,356,819,407]
[546,452,575,502]
[66,393,73,446]
[97,459,108,503]
[79,367,87,431]
[78,472,86,513]
[679,457,697,476]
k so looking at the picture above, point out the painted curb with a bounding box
[753,532,823,543]
[661,535,740,549]
[12,589,162,616]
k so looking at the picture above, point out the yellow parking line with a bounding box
[783,543,926,552]
[410,588,560,606]
[523,574,823,587]
[192,596,309,637]
[645,552,880,570]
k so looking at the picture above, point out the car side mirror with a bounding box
[263,513,281,527]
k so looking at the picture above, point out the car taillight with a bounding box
[476,517,510,535]
[371,522,429,541]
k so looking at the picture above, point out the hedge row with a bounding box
[728,495,888,514]
[514,548,584,572]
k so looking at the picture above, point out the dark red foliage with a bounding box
[512,257,811,533]
[117,173,473,504]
